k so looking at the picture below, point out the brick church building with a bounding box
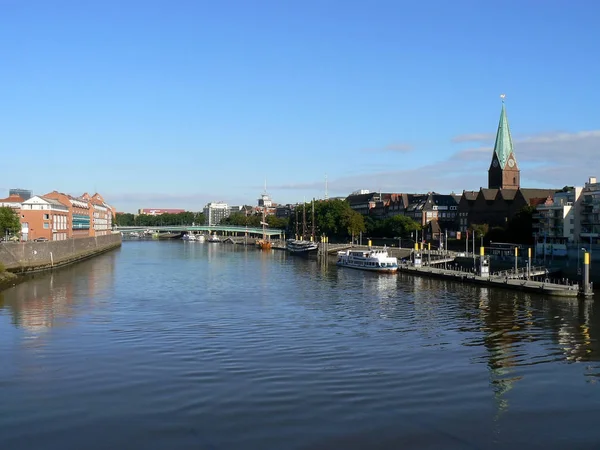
[456,100,556,233]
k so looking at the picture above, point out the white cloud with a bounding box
[364,143,414,153]
[272,129,600,196]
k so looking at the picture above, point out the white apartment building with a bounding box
[534,188,582,245]
[204,202,229,226]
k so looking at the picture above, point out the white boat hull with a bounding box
[336,247,398,273]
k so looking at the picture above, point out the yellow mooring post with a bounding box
[514,246,518,273]
[368,239,372,247]
[428,242,431,265]
[528,247,532,279]
[414,243,419,251]
[583,251,591,296]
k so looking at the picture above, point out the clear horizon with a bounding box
[2,0,599,213]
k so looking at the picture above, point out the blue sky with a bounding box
[1,0,599,212]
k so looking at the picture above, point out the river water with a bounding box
[1,241,600,449]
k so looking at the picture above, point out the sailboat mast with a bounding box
[302,202,307,239]
[311,198,315,240]
[295,206,299,237]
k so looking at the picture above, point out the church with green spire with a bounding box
[488,101,520,189]
[456,99,557,233]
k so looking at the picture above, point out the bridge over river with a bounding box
[115,225,285,238]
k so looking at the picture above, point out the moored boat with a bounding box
[257,239,272,250]
[207,234,221,243]
[286,238,318,255]
[336,247,398,273]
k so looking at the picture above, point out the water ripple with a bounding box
[1,242,600,449]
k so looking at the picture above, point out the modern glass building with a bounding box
[9,188,32,200]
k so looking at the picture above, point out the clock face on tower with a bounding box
[492,160,499,168]
[508,159,515,168]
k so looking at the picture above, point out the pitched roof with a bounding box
[493,102,516,169]
[520,188,558,205]
[461,190,478,201]
[497,189,518,201]
[480,188,499,201]
[0,194,24,203]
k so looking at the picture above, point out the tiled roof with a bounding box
[520,188,558,205]
[0,194,24,203]
[480,189,499,201]
[497,189,518,201]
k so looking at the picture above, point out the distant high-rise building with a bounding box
[9,188,32,200]
[203,202,229,226]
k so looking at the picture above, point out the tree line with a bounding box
[115,212,205,227]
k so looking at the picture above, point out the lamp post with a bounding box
[514,246,518,274]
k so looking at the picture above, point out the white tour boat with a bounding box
[207,234,221,243]
[336,247,398,273]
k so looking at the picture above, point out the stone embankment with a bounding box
[0,233,122,274]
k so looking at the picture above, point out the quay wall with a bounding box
[0,233,122,274]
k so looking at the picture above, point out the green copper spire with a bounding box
[493,99,515,169]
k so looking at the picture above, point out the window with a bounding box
[43,223,49,229]
[44,214,49,220]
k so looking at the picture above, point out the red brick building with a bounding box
[20,196,69,241]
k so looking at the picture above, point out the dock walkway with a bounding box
[400,264,581,297]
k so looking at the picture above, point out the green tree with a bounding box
[0,207,20,237]
[470,223,490,246]
[115,213,135,226]
[384,215,421,238]
[347,210,366,243]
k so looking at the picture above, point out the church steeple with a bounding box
[488,95,520,189]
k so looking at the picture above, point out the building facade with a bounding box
[44,191,92,238]
[20,196,69,241]
[580,177,600,245]
[204,202,229,226]
[534,188,582,245]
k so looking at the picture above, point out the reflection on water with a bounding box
[1,241,600,449]
[0,251,117,333]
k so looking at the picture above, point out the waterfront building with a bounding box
[203,202,229,226]
[580,176,600,245]
[0,194,25,210]
[44,191,92,239]
[9,188,32,201]
[138,208,186,215]
[346,191,458,228]
[533,188,582,245]
[20,196,69,241]
[83,193,114,237]
[404,193,459,227]
[456,100,556,232]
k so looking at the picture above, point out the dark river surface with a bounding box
[2,240,600,450]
